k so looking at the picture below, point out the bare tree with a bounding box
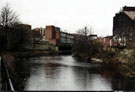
[72,26,93,62]
[0,3,19,28]
[0,3,19,50]
[0,3,29,51]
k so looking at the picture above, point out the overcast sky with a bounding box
[0,0,135,36]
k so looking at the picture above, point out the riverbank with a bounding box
[113,48,135,79]
[6,50,58,58]
[4,50,72,59]
[90,48,135,79]
[72,52,91,62]
[116,64,135,79]
[91,58,135,79]
[72,48,135,80]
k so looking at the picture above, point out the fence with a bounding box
[1,56,15,91]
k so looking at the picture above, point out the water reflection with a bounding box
[12,55,135,91]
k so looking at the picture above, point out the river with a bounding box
[11,55,135,91]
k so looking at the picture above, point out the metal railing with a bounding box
[1,57,15,91]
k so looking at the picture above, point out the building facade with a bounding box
[45,25,74,46]
[113,6,135,46]
[96,36,113,47]
[88,35,97,40]
[32,27,45,37]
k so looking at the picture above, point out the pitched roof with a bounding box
[123,6,135,20]
[123,6,135,11]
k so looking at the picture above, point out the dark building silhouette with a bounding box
[113,6,135,46]
[113,6,135,36]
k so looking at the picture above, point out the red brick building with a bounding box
[96,36,118,47]
[45,25,74,46]
[45,26,57,45]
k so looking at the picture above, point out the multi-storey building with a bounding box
[45,25,74,46]
[113,6,135,46]
[59,32,74,45]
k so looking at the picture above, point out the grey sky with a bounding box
[0,0,135,36]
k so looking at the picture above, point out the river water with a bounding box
[12,55,135,91]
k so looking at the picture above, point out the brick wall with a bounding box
[45,26,56,40]
[45,26,57,45]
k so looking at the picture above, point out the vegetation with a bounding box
[72,26,94,62]
[0,4,29,53]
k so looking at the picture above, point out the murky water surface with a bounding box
[12,55,135,91]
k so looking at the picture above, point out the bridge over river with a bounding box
[1,55,135,91]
